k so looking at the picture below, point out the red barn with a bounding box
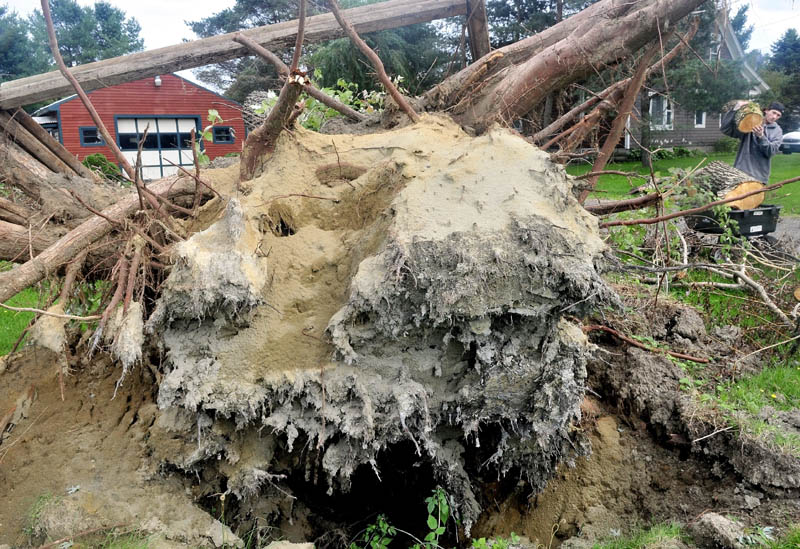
[33,74,245,180]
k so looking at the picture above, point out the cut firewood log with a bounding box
[721,100,763,134]
[691,161,764,210]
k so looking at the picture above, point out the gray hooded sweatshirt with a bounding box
[720,110,783,183]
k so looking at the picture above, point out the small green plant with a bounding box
[471,532,521,549]
[766,525,800,549]
[672,146,694,158]
[97,530,151,549]
[83,152,125,182]
[414,487,451,549]
[194,109,224,166]
[350,514,397,549]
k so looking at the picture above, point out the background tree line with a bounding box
[1,0,142,84]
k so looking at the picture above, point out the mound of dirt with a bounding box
[144,114,615,534]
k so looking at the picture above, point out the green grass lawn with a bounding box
[0,288,38,355]
[566,152,800,214]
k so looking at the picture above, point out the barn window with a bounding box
[213,126,235,144]
[79,127,104,146]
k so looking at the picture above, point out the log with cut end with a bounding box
[691,161,764,210]
[734,101,763,133]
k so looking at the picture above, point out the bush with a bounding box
[672,146,694,158]
[627,148,643,161]
[83,153,125,182]
[713,136,739,154]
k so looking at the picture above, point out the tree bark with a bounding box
[426,0,706,132]
[692,161,765,210]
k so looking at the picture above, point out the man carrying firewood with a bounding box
[720,101,785,183]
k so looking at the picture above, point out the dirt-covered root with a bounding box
[145,114,616,536]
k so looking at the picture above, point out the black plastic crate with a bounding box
[686,204,781,237]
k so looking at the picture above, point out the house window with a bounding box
[213,126,235,144]
[79,127,104,146]
[694,110,706,128]
[649,95,673,130]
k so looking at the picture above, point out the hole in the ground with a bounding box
[292,440,443,548]
[316,163,367,187]
[262,204,297,237]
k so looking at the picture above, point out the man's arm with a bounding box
[755,125,783,158]
[720,109,743,138]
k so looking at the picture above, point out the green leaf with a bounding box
[435,526,445,535]
[424,533,436,542]
[427,515,438,530]
[207,109,221,123]
[427,501,435,514]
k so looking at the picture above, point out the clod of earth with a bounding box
[145,115,616,532]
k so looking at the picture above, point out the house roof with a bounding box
[717,14,769,95]
[33,74,240,117]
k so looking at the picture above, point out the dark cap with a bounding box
[767,101,785,113]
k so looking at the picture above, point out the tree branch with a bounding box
[579,42,660,203]
[232,33,365,122]
[327,0,419,123]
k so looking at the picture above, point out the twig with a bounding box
[0,302,100,321]
[191,128,202,210]
[134,125,149,211]
[575,170,647,180]
[257,193,340,205]
[692,426,732,444]
[733,333,800,364]
[327,0,419,123]
[162,158,222,199]
[583,324,709,363]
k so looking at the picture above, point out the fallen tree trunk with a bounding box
[426,0,707,131]
[0,0,467,109]
[691,161,765,210]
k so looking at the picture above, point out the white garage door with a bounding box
[117,117,200,180]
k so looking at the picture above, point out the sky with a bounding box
[3,0,799,84]
[732,0,800,53]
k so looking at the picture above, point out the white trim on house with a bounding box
[694,110,706,128]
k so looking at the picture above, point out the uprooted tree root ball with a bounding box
[142,115,616,536]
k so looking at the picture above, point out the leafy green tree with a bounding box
[668,59,751,113]
[763,28,800,130]
[486,0,596,47]
[188,0,322,101]
[27,0,143,68]
[0,4,48,83]
[731,4,753,51]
